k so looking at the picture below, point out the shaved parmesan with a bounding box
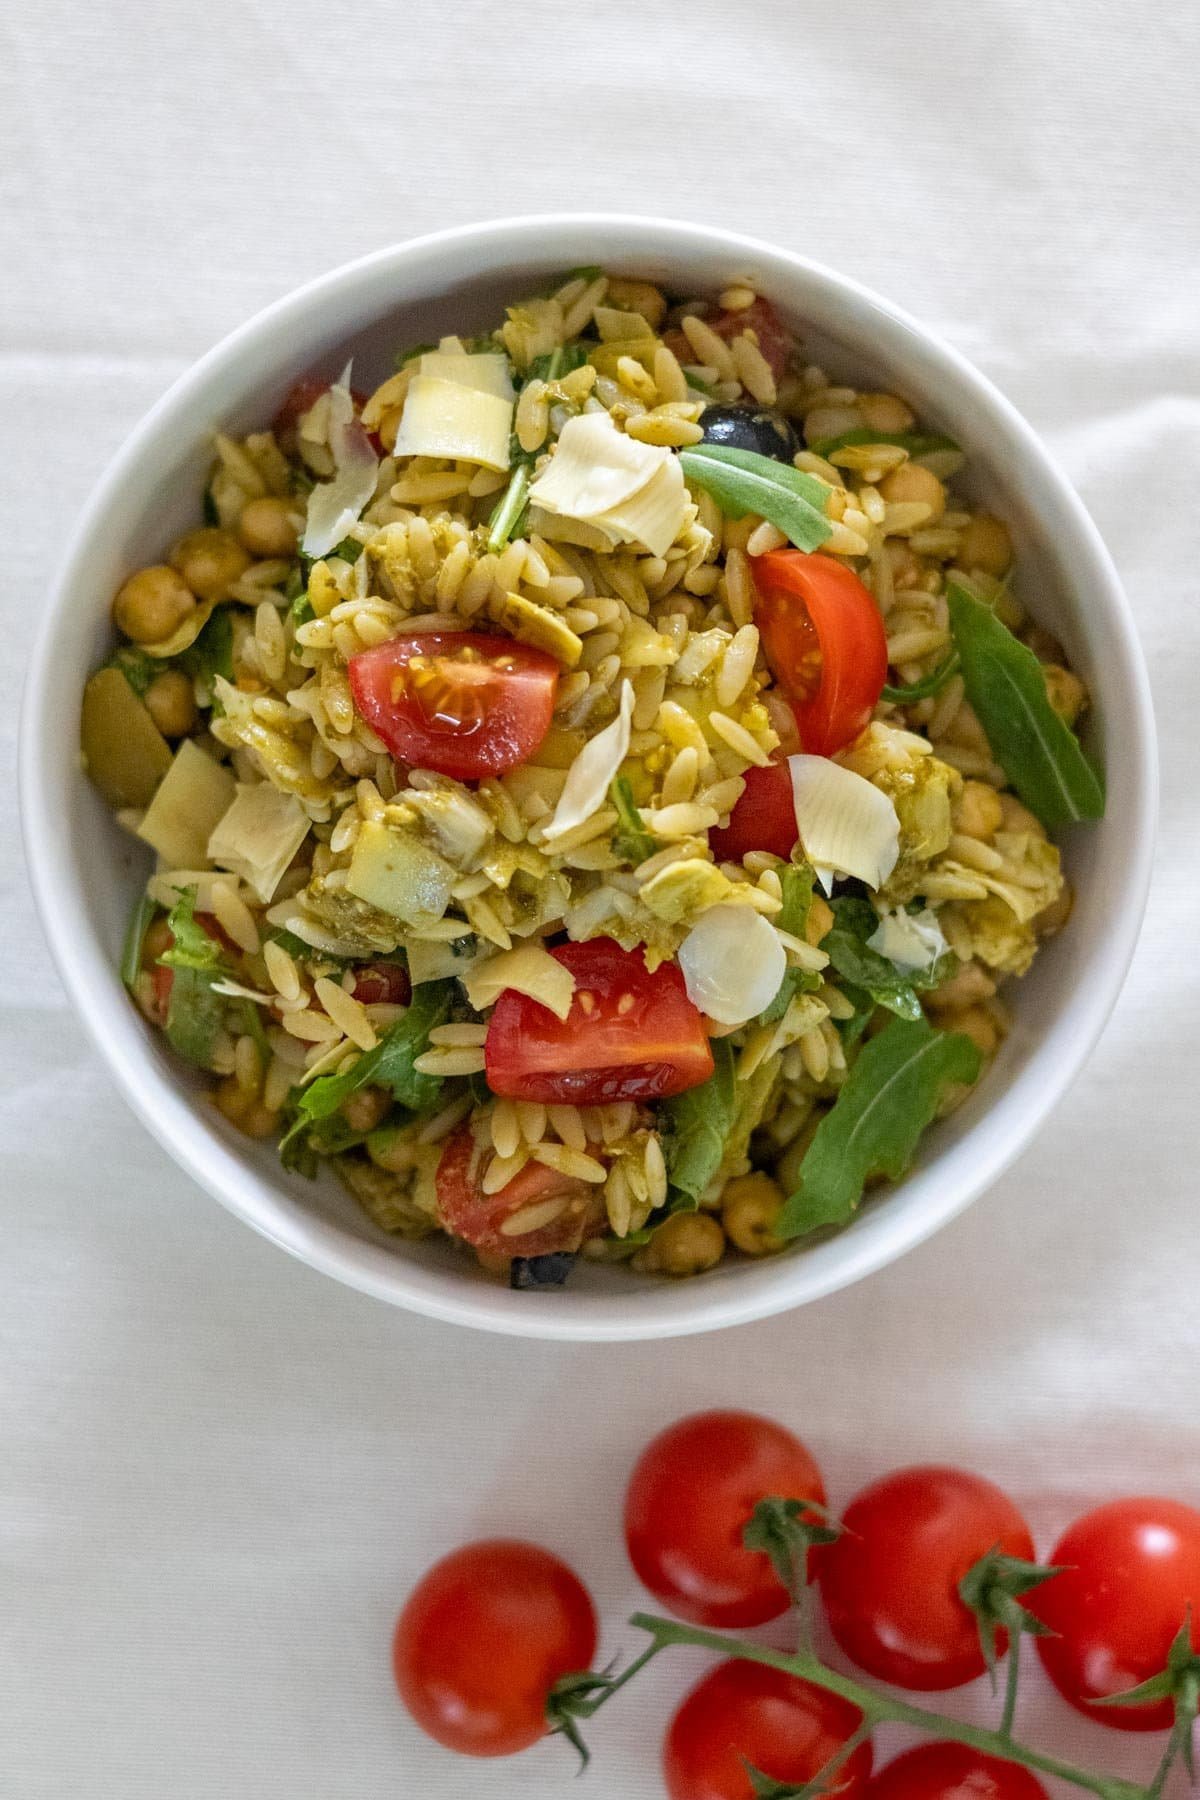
[206,782,311,904]
[529,412,690,558]
[677,905,787,1025]
[392,376,513,470]
[591,455,688,558]
[417,350,514,399]
[463,943,576,1021]
[301,379,380,557]
[868,906,949,973]
[136,740,236,869]
[788,755,900,892]
[542,681,634,843]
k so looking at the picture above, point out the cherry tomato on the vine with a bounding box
[393,1539,596,1757]
[818,1465,1035,1691]
[751,550,888,757]
[867,1742,1049,1799]
[624,1409,825,1627]
[664,1660,872,1800]
[1029,1497,1200,1731]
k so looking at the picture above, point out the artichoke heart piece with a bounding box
[346,818,456,927]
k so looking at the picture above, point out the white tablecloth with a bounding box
[3,4,1196,1794]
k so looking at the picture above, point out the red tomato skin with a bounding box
[751,551,888,757]
[664,1660,871,1800]
[434,1123,604,1257]
[484,938,714,1105]
[349,962,412,1007]
[1029,1498,1200,1731]
[393,1539,596,1758]
[818,1465,1035,1691]
[150,914,236,1021]
[624,1410,826,1628]
[709,760,798,863]
[347,631,559,780]
[709,297,794,382]
[867,1742,1049,1799]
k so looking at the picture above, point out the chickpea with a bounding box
[237,495,300,559]
[1044,664,1087,727]
[604,277,667,330]
[805,894,834,947]
[925,960,997,1012]
[857,391,915,434]
[170,527,251,600]
[883,539,923,592]
[342,1085,391,1134]
[143,668,197,738]
[956,513,1013,578]
[943,1004,999,1059]
[1035,881,1074,937]
[878,462,946,522]
[998,793,1044,837]
[954,779,1004,841]
[774,1110,825,1193]
[112,564,196,646]
[634,1210,725,1278]
[722,1172,786,1256]
[213,1076,278,1138]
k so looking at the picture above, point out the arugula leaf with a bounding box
[659,1039,737,1206]
[290,591,315,627]
[610,776,657,865]
[777,1016,982,1239]
[487,463,532,553]
[809,427,960,459]
[157,887,232,1069]
[103,644,159,698]
[821,897,953,1023]
[754,965,820,1028]
[120,890,158,989]
[683,370,718,396]
[279,979,454,1167]
[678,446,832,554]
[330,536,366,563]
[181,606,234,706]
[882,651,961,704]
[528,343,588,384]
[946,578,1104,831]
[267,927,317,960]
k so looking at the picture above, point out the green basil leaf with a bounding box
[809,427,960,458]
[279,978,455,1165]
[822,898,925,1022]
[659,1039,737,1206]
[681,441,829,508]
[946,578,1104,831]
[610,775,657,865]
[679,447,832,553]
[777,1016,982,1239]
[882,651,961,704]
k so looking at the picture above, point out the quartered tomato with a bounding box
[348,631,559,780]
[349,961,412,1007]
[751,551,888,757]
[867,1743,1049,1800]
[708,760,798,864]
[664,1660,871,1800]
[1029,1498,1200,1731]
[709,296,794,383]
[484,938,714,1104]
[434,1123,606,1258]
[393,1539,597,1757]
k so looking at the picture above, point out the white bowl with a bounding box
[20,215,1156,1341]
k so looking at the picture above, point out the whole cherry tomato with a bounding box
[867,1742,1049,1799]
[664,1660,871,1800]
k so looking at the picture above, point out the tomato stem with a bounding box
[622,1613,1154,1800]
[999,1627,1021,1740]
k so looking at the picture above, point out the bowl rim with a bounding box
[20,212,1158,1341]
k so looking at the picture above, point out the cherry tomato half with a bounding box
[484,938,714,1104]
[867,1743,1049,1800]
[751,550,888,757]
[349,961,412,1007]
[708,760,798,863]
[818,1465,1035,1691]
[348,631,559,780]
[434,1122,606,1257]
[664,1660,871,1800]
[393,1538,596,1757]
[1029,1498,1200,1731]
[624,1410,826,1627]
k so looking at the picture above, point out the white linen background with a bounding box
[2,3,1196,1794]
